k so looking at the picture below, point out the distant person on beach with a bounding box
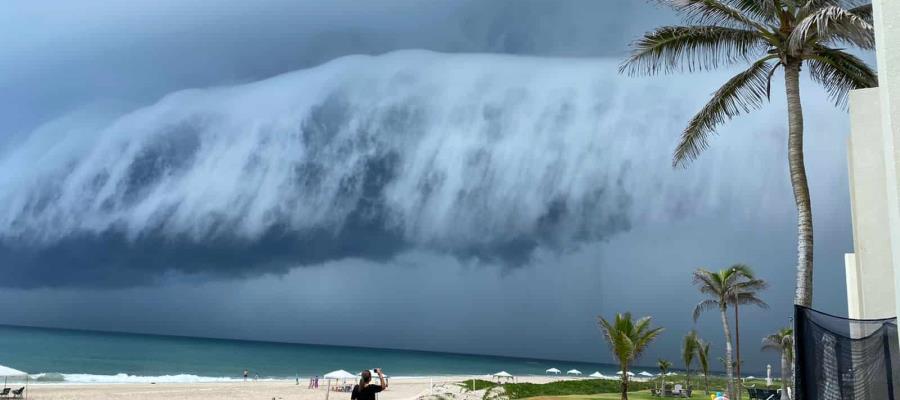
[315,376,320,388]
[243,369,249,381]
[352,368,387,400]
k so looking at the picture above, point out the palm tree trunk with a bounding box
[735,302,742,400]
[621,366,629,400]
[704,372,709,395]
[781,352,791,400]
[785,59,808,400]
[721,307,735,399]
[785,59,813,307]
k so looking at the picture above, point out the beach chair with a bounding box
[673,384,683,397]
[10,387,24,399]
[0,388,8,398]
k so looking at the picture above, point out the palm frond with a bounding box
[789,5,875,53]
[693,298,722,321]
[808,47,878,108]
[620,26,766,76]
[661,0,768,30]
[719,0,780,24]
[847,3,873,23]
[732,292,769,309]
[673,57,773,167]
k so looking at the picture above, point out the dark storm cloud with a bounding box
[0,0,863,373]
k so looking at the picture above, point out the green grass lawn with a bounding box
[524,392,658,400]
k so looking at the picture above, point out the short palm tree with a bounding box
[598,312,665,400]
[683,330,700,388]
[762,327,794,400]
[621,0,877,309]
[729,265,769,400]
[658,358,672,392]
[697,339,712,395]
[692,265,766,399]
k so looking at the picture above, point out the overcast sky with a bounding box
[0,0,865,372]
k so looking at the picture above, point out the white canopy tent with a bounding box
[589,372,604,378]
[566,369,582,376]
[492,371,514,383]
[545,368,561,375]
[323,370,357,400]
[324,370,356,380]
[0,364,28,399]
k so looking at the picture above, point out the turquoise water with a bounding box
[0,325,620,383]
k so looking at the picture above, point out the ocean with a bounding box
[0,325,621,383]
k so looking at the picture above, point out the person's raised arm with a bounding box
[376,368,387,389]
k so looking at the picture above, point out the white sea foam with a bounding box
[31,372,279,384]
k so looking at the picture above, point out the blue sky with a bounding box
[0,0,863,372]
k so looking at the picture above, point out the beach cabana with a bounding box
[492,371,514,383]
[566,369,582,376]
[545,368,561,375]
[0,364,28,399]
[589,372,604,378]
[323,370,356,400]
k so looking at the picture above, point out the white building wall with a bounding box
[846,88,895,319]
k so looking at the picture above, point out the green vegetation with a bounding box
[762,327,794,400]
[597,313,664,400]
[459,379,498,392]
[697,340,711,395]
[691,265,766,399]
[682,331,699,389]
[504,379,652,399]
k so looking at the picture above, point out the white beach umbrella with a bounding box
[493,371,513,377]
[566,369,582,375]
[546,368,561,374]
[589,372,604,378]
[616,371,636,376]
[639,371,654,377]
[665,372,677,376]
[746,376,756,380]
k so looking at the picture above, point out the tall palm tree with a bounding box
[682,330,700,389]
[762,327,794,400]
[621,0,877,308]
[692,265,765,399]
[658,359,673,393]
[598,312,665,400]
[729,265,769,400]
[697,339,712,395]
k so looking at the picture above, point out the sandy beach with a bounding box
[24,376,581,400]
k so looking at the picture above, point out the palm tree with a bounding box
[682,330,700,389]
[697,339,712,395]
[658,359,672,393]
[692,265,765,399]
[762,327,794,400]
[729,265,769,400]
[598,312,665,400]
[621,0,877,309]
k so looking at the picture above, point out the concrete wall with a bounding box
[846,88,895,318]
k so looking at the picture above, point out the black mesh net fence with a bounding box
[795,306,900,400]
